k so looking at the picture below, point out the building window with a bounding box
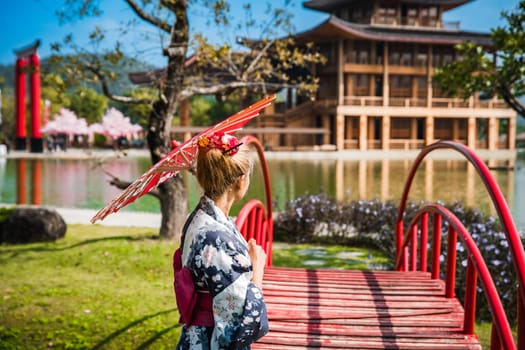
[407,8,418,26]
[353,74,370,96]
[389,44,413,66]
[390,75,412,97]
[421,6,438,27]
[377,5,396,25]
[432,46,455,67]
[351,41,370,64]
[352,8,363,22]
[417,77,427,97]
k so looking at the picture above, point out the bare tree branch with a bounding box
[499,83,525,116]
[124,0,172,34]
[178,81,292,100]
[84,64,155,104]
[242,39,275,79]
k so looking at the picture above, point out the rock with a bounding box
[0,207,67,244]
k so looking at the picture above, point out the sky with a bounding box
[0,0,521,67]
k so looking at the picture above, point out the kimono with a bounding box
[176,196,269,350]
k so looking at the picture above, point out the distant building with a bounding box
[261,0,517,151]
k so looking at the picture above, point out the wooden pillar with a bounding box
[346,75,353,99]
[452,119,460,141]
[338,39,344,105]
[425,116,434,145]
[368,117,375,148]
[427,45,433,108]
[383,42,389,106]
[336,113,345,150]
[359,115,368,150]
[488,117,497,150]
[467,116,476,149]
[382,115,391,150]
[369,74,376,96]
[322,115,331,145]
[345,116,353,141]
[411,76,418,101]
[410,118,418,140]
[508,116,516,150]
[179,98,191,141]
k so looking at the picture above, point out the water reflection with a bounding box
[0,155,523,231]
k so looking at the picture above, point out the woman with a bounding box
[175,132,269,350]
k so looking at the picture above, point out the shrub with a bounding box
[274,193,525,325]
[0,207,14,224]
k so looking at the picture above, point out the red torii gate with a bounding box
[14,40,43,152]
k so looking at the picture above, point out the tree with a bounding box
[68,87,108,124]
[41,73,71,117]
[50,0,325,240]
[110,87,156,128]
[434,1,525,119]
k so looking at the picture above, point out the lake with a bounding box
[0,151,524,231]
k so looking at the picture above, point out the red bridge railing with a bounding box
[395,140,525,349]
[235,136,274,266]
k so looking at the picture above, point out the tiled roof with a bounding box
[294,15,492,46]
[304,0,471,12]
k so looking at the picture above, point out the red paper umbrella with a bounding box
[91,94,276,223]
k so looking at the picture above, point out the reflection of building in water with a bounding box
[335,158,516,215]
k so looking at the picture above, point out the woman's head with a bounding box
[196,133,252,199]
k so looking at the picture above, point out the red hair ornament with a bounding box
[198,132,243,156]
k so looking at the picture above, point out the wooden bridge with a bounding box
[235,137,525,350]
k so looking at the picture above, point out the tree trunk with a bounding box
[147,99,188,241]
[146,0,190,241]
[158,175,187,242]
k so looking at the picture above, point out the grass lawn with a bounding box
[0,225,495,349]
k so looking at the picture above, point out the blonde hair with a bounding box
[196,144,252,198]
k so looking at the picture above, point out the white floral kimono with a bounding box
[176,196,269,350]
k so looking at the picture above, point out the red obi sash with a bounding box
[173,248,214,327]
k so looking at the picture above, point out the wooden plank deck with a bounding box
[254,267,481,349]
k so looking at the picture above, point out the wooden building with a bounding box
[261,0,517,151]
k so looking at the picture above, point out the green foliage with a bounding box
[434,0,525,118]
[0,87,14,144]
[0,207,14,223]
[189,95,243,126]
[275,193,525,325]
[67,87,108,123]
[189,96,213,126]
[110,88,156,128]
[41,73,71,116]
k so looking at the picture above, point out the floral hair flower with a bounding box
[198,132,242,156]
